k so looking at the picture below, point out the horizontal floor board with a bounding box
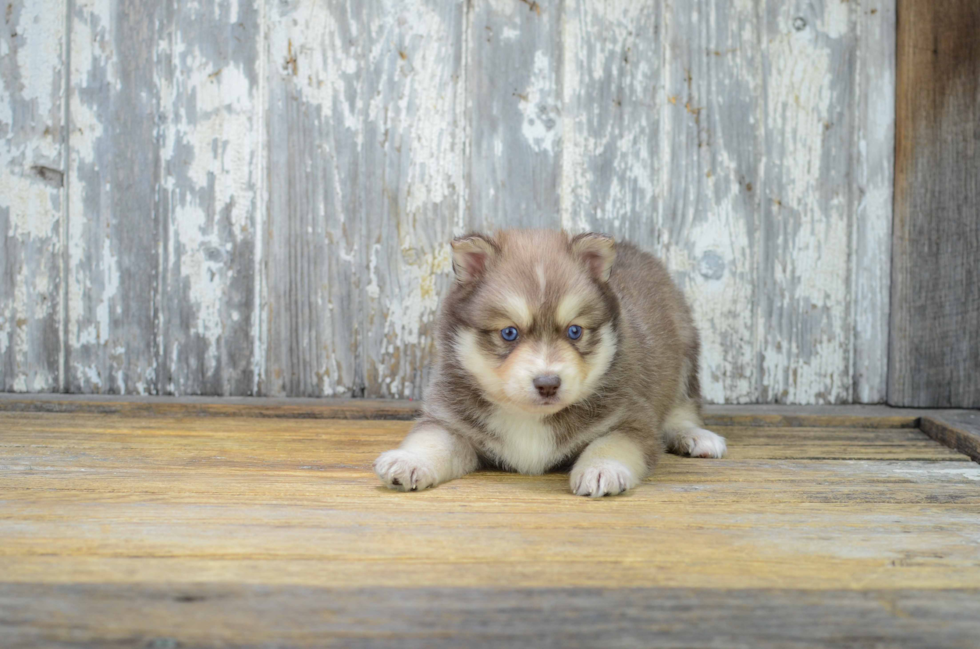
[2,584,980,649]
[0,394,948,427]
[1,413,978,593]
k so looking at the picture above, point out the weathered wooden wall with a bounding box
[1,0,895,404]
[890,0,979,408]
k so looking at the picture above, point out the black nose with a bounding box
[533,375,561,398]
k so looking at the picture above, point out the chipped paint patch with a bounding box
[756,3,854,404]
[375,242,453,398]
[518,50,560,153]
[159,1,260,392]
[0,0,67,392]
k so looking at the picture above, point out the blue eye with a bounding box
[501,327,519,342]
[567,325,583,340]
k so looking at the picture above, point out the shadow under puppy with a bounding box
[375,229,726,497]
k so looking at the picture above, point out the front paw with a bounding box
[373,449,437,492]
[671,427,727,459]
[570,459,640,498]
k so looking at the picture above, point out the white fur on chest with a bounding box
[484,408,561,475]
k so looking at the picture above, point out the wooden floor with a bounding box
[2,405,980,647]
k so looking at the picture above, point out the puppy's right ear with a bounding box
[451,234,498,283]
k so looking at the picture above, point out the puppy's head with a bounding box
[448,230,619,415]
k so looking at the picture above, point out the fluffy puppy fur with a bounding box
[374,230,726,497]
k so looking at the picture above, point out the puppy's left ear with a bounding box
[571,232,616,282]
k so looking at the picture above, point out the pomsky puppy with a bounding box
[374,229,726,497]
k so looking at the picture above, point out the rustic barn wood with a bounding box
[0,1,67,393]
[3,1,898,403]
[3,584,979,648]
[0,393,930,426]
[1,405,978,646]
[2,393,978,461]
[919,410,980,463]
[890,0,980,408]
[66,0,162,395]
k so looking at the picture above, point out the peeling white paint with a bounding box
[4,0,896,403]
[851,3,895,404]
[375,242,452,398]
[393,4,460,218]
[160,4,259,387]
[519,50,560,154]
[0,0,68,392]
[366,243,381,300]
[274,1,364,147]
[67,0,116,391]
[758,3,853,403]
[820,1,852,40]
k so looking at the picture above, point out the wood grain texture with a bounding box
[1,412,978,592]
[920,409,980,463]
[66,0,262,396]
[890,0,980,408]
[156,0,262,396]
[853,0,895,404]
[561,0,760,404]
[352,0,465,399]
[2,409,978,645]
[756,0,855,404]
[3,584,980,649]
[66,0,161,394]
[560,0,895,404]
[2,0,897,403]
[0,394,941,429]
[264,0,363,398]
[468,0,562,231]
[0,0,67,392]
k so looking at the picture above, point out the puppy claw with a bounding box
[374,450,437,492]
[570,459,638,498]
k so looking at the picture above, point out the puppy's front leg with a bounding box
[570,431,650,497]
[374,421,479,492]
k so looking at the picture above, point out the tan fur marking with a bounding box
[577,323,617,398]
[555,292,587,327]
[456,329,507,403]
[504,294,533,329]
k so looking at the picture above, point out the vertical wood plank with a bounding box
[559,0,667,249]
[659,0,765,404]
[156,0,262,395]
[891,0,980,407]
[467,0,563,231]
[0,0,67,392]
[851,1,895,403]
[66,0,161,394]
[757,0,858,404]
[358,1,466,398]
[562,0,764,403]
[264,0,366,396]
[561,0,886,405]
[265,0,466,399]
